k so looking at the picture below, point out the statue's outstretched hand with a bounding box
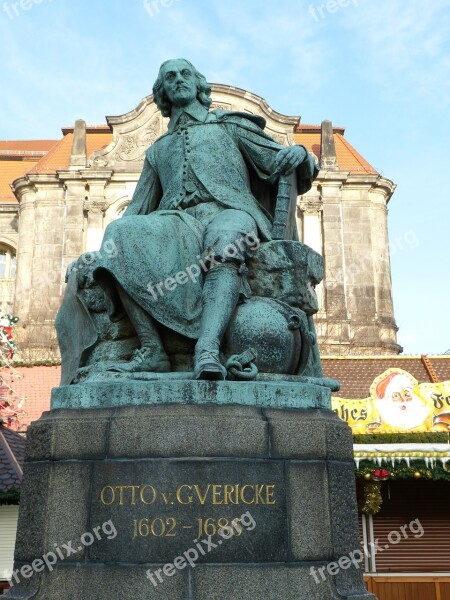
[275,145,307,176]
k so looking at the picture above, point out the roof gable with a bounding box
[0,422,25,492]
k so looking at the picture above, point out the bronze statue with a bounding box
[57,59,324,385]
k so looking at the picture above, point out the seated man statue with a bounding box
[90,58,318,380]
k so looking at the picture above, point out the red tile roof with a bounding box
[0,140,58,203]
[323,356,450,398]
[28,134,74,173]
[0,132,112,203]
[0,140,57,153]
[294,128,378,174]
[11,366,60,428]
[28,131,112,173]
[430,358,450,383]
[0,160,37,203]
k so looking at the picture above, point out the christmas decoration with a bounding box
[356,459,447,482]
[358,480,383,515]
[0,314,19,360]
[354,443,450,469]
[0,314,26,431]
[354,432,449,444]
[371,468,390,481]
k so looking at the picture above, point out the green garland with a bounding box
[0,490,20,505]
[358,481,382,515]
[356,459,450,481]
[354,432,450,444]
[356,459,450,515]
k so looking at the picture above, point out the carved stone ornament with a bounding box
[299,197,323,215]
[83,198,108,214]
[92,156,109,168]
[321,155,339,169]
[116,117,161,162]
[210,101,232,110]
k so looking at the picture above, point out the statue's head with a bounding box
[153,58,212,117]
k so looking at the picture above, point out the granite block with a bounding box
[192,565,351,600]
[14,463,50,562]
[328,462,361,557]
[24,417,53,462]
[326,419,354,461]
[287,462,332,561]
[266,408,328,459]
[25,409,111,461]
[44,462,92,560]
[108,404,268,458]
[41,565,187,600]
[327,461,370,597]
[3,569,41,600]
[8,390,373,599]
[48,415,109,460]
[266,408,354,462]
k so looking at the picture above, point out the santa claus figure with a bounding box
[374,372,430,431]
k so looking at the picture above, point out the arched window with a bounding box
[0,245,16,314]
[0,245,16,279]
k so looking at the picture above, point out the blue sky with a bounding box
[0,0,449,354]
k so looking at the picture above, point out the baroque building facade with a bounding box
[0,84,400,359]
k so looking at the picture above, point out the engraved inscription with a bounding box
[90,461,287,563]
[99,483,277,507]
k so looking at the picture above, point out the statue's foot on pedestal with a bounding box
[194,348,227,380]
[106,346,170,373]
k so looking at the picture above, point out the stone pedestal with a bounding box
[6,381,375,599]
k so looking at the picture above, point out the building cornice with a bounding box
[315,172,396,203]
[210,84,300,127]
[105,84,301,129]
[0,204,19,213]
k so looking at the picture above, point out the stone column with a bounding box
[29,181,66,322]
[60,175,87,272]
[68,119,87,169]
[11,177,65,359]
[299,189,324,312]
[340,183,378,353]
[370,198,389,320]
[319,175,350,352]
[299,191,323,255]
[369,182,400,352]
[84,177,111,252]
[12,179,36,320]
[320,120,339,172]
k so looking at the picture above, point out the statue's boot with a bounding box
[194,263,240,380]
[108,284,171,373]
